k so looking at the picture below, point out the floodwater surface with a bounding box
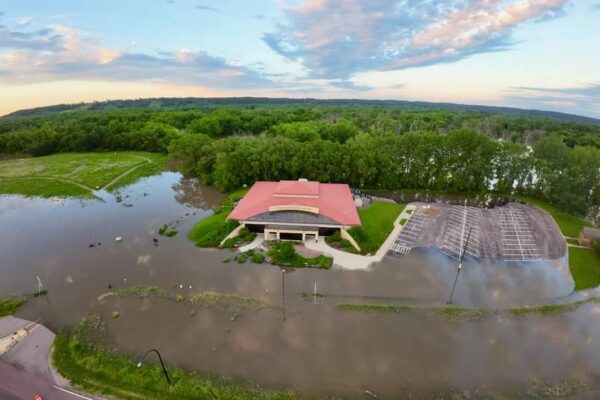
[2,172,598,398]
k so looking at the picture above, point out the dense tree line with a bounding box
[1,105,599,215]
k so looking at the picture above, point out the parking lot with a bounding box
[388,202,566,261]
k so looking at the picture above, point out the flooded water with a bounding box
[2,172,598,398]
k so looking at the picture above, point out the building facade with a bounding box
[228,180,361,242]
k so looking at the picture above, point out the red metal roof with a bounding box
[228,180,361,226]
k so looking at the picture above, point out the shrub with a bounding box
[251,252,265,264]
[267,241,332,269]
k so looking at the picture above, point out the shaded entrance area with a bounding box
[264,224,320,242]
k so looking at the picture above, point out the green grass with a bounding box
[568,247,600,290]
[0,152,167,198]
[221,227,256,248]
[188,188,248,248]
[508,298,600,316]
[351,201,404,254]
[99,285,270,313]
[0,298,26,317]
[52,315,299,400]
[0,177,92,198]
[516,196,593,238]
[339,297,600,320]
[267,241,333,269]
[336,303,488,322]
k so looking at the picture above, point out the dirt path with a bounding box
[101,155,152,191]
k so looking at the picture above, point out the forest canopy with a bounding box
[1,103,599,216]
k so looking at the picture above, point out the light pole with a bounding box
[447,227,472,305]
[282,269,286,321]
[137,348,172,385]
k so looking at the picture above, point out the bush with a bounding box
[251,252,265,264]
[221,227,256,249]
[267,241,332,269]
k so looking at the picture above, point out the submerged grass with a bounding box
[0,298,26,317]
[336,303,487,322]
[508,298,600,317]
[52,315,300,400]
[338,298,600,321]
[99,285,270,313]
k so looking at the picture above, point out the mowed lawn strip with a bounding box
[0,152,166,197]
[516,196,593,238]
[350,201,404,254]
[569,247,600,291]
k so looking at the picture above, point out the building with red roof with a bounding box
[228,179,361,242]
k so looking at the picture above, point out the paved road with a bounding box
[0,361,92,400]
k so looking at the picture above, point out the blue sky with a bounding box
[0,0,599,118]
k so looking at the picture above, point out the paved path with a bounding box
[305,204,416,270]
[0,316,101,400]
[0,361,95,400]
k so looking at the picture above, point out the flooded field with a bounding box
[2,172,599,398]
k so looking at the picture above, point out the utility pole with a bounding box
[447,227,472,305]
[282,269,286,321]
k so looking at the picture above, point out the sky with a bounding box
[0,0,599,118]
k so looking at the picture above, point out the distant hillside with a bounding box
[4,97,600,126]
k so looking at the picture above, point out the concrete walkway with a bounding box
[305,204,417,270]
[239,233,265,252]
[0,316,103,399]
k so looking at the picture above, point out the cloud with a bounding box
[329,79,372,91]
[0,24,270,89]
[0,22,63,51]
[264,0,569,79]
[505,82,600,117]
[18,16,32,26]
[195,5,221,13]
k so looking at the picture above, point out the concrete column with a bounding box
[302,233,306,241]
[277,231,280,240]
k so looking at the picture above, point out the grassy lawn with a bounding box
[188,188,248,247]
[516,196,593,238]
[0,152,167,197]
[350,201,404,254]
[569,247,600,290]
[53,315,299,400]
[0,177,92,198]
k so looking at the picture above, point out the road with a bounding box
[0,361,93,400]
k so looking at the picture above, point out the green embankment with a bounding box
[0,298,26,317]
[516,196,600,291]
[53,315,299,400]
[349,201,404,254]
[0,152,167,198]
[188,188,248,247]
[568,247,600,291]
